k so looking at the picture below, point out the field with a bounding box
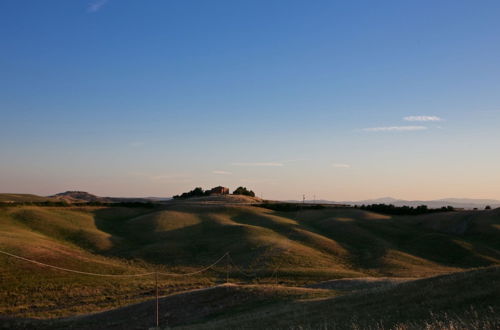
[0,200,499,328]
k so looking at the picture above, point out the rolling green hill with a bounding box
[0,194,54,203]
[188,266,500,330]
[4,267,498,329]
[0,203,499,320]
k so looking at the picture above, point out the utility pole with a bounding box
[226,253,230,283]
[155,272,159,329]
[302,194,305,204]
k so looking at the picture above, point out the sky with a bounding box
[1,0,500,201]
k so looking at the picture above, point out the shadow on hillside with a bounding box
[91,206,270,268]
[296,209,498,270]
[90,206,163,253]
[90,206,498,275]
[230,209,390,271]
[237,208,498,271]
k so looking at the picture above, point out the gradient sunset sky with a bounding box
[1,0,499,200]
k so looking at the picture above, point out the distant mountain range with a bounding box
[286,197,500,209]
[2,191,498,209]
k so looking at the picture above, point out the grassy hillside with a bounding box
[98,204,499,276]
[5,267,498,329]
[0,194,53,203]
[0,204,499,319]
[173,194,263,204]
[188,266,500,330]
[0,206,216,318]
[404,208,500,249]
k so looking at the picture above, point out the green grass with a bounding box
[184,267,500,330]
[0,193,53,203]
[0,204,499,320]
[0,206,217,318]
[4,267,498,329]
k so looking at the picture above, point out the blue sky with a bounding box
[1,0,500,200]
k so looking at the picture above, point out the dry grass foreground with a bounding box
[0,203,499,327]
[2,267,498,329]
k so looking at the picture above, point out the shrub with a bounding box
[173,187,207,199]
[233,186,255,197]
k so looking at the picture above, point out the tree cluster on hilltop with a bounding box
[232,186,255,197]
[173,187,209,199]
[173,186,256,199]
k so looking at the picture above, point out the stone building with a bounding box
[208,186,230,195]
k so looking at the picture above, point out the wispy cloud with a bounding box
[362,126,428,132]
[332,163,350,168]
[231,162,284,167]
[404,116,442,122]
[280,158,307,163]
[212,170,232,175]
[87,0,109,13]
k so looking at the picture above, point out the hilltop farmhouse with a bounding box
[208,186,230,195]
